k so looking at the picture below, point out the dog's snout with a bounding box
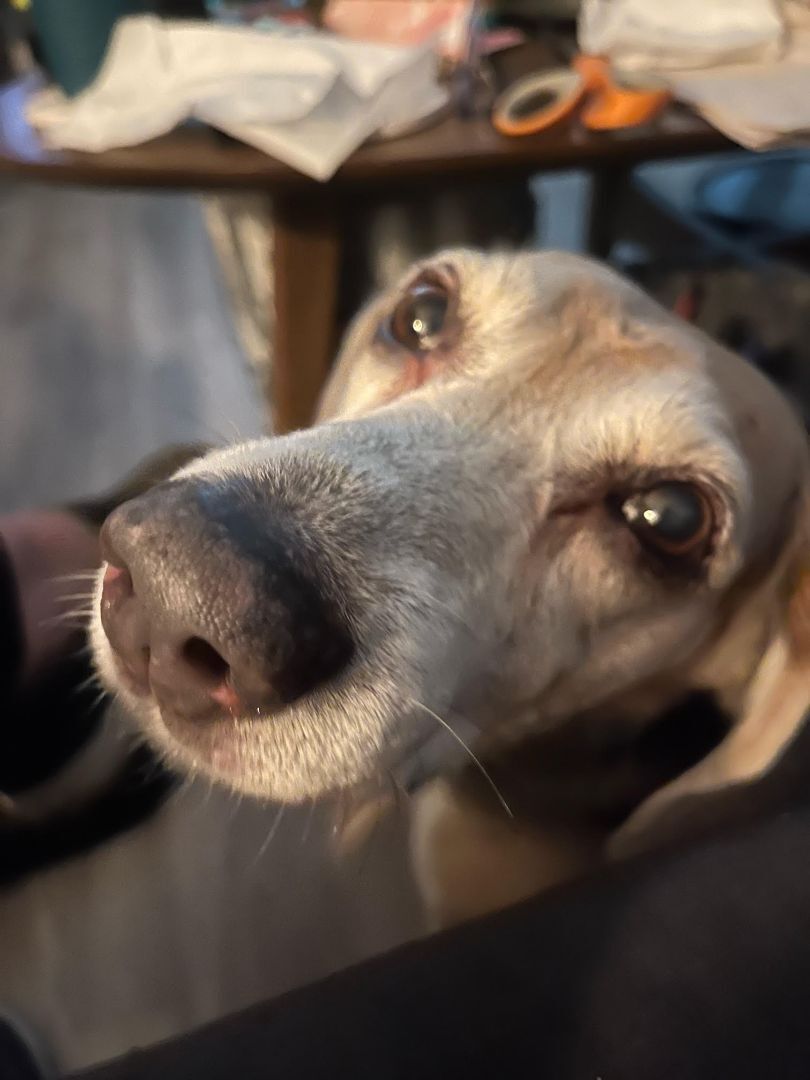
[99,482,354,721]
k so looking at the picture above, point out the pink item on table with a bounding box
[324,0,475,59]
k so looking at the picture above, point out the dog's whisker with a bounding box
[227,790,245,820]
[331,790,344,834]
[300,798,317,846]
[72,671,103,697]
[88,687,111,713]
[41,615,95,630]
[48,571,101,584]
[38,611,94,629]
[386,769,411,806]
[385,770,412,821]
[42,602,95,618]
[175,774,196,805]
[253,803,286,864]
[54,591,98,609]
[410,699,513,819]
[69,641,93,660]
[51,604,95,622]
[224,418,248,442]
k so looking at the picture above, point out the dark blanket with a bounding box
[75,792,810,1080]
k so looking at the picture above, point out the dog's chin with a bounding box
[139,702,302,799]
[93,629,442,803]
[110,694,371,802]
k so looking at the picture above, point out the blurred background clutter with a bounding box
[1,0,810,1074]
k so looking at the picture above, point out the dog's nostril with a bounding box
[103,562,129,588]
[181,636,231,687]
[101,562,134,611]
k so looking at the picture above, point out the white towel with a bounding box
[580,0,810,151]
[578,0,785,72]
[27,15,446,180]
[663,2,810,149]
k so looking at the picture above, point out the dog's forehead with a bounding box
[442,252,733,462]
[327,248,806,560]
[413,250,807,547]
[699,321,808,553]
[458,249,803,427]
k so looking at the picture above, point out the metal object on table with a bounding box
[371,95,453,144]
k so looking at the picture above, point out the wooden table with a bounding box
[0,74,730,432]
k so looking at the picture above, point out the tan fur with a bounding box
[612,492,810,858]
[92,251,810,927]
[411,780,603,928]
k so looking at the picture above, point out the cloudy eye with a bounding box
[621,482,714,561]
[389,277,451,352]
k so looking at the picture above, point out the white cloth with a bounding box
[663,2,810,149]
[578,0,785,72]
[580,0,810,150]
[26,15,446,180]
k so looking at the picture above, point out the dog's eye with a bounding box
[620,483,713,560]
[389,280,450,352]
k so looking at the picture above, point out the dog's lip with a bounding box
[159,707,245,777]
[154,688,442,782]
[160,707,442,792]
[149,666,236,724]
[160,705,229,739]
[108,650,152,699]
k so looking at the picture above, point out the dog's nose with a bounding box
[99,480,353,721]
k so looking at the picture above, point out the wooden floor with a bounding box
[0,179,264,511]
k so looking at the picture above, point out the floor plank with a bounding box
[0,181,420,1073]
[0,179,264,511]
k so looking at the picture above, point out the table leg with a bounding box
[270,191,341,434]
[588,166,627,260]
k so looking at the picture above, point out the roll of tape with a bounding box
[493,56,671,137]
[493,68,585,137]
[576,57,670,131]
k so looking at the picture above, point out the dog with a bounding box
[92,250,810,927]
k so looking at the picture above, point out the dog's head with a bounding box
[92,251,810,824]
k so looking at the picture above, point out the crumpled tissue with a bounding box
[578,0,785,72]
[579,0,810,151]
[27,15,447,180]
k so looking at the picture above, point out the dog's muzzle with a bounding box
[99,478,354,725]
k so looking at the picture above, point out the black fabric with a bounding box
[0,538,24,700]
[0,539,175,886]
[0,533,104,793]
[0,444,207,791]
[0,646,107,795]
[74,800,810,1080]
[0,1017,47,1080]
[0,745,176,888]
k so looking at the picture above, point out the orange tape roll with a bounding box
[493,55,670,137]
[492,68,585,137]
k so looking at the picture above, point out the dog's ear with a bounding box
[610,490,810,859]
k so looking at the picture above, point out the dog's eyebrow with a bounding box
[545,282,686,370]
